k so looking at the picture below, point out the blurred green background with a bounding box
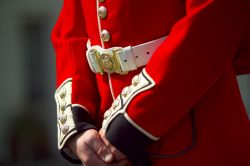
[0,0,249,166]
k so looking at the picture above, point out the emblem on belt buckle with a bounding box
[91,48,122,74]
[100,53,116,73]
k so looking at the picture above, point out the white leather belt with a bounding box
[86,36,167,74]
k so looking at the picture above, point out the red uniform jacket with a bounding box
[51,0,250,165]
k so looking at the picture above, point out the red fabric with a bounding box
[52,0,250,165]
[234,14,250,75]
[51,0,100,118]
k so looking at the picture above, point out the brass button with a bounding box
[59,114,67,124]
[61,124,69,135]
[99,0,105,2]
[98,6,107,19]
[101,30,111,42]
[132,75,140,86]
[122,86,131,97]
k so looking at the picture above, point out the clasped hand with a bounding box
[67,129,132,166]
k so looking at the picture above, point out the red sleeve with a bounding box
[127,0,249,137]
[51,0,99,160]
[103,0,250,159]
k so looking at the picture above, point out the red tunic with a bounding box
[51,0,250,165]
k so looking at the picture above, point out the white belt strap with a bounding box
[86,36,167,74]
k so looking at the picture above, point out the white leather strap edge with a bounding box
[132,36,166,67]
[119,46,137,71]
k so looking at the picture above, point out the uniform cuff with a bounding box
[60,107,97,164]
[101,69,158,165]
[105,114,153,163]
[55,78,97,164]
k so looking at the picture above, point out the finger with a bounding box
[97,145,114,163]
[85,131,114,163]
[78,139,111,166]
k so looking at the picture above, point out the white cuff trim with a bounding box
[124,113,160,141]
[72,104,90,113]
[55,78,76,149]
[102,68,159,141]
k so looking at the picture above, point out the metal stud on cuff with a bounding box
[60,101,67,112]
[59,114,67,124]
[61,124,69,135]
[132,75,140,86]
[104,109,112,119]
[112,99,120,109]
[122,86,132,97]
[60,88,66,99]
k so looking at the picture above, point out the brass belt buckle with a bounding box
[90,48,123,74]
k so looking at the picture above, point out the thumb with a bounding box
[87,131,114,163]
[97,144,114,163]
